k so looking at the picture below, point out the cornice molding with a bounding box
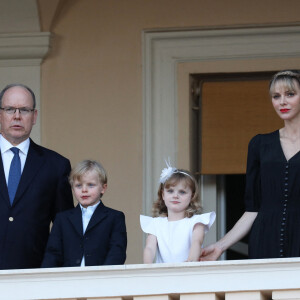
[0,32,52,66]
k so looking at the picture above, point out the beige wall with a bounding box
[39,0,300,263]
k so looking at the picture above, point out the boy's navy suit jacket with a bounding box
[41,202,127,267]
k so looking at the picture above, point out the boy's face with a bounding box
[72,170,107,208]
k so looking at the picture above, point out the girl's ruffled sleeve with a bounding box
[140,215,157,236]
[191,212,216,233]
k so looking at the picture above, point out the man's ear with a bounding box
[32,109,38,125]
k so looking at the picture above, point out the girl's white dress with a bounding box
[140,212,216,263]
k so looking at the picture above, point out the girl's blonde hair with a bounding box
[152,170,202,218]
[269,70,300,95]
[69,160,107,186]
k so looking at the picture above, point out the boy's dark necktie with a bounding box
[8,147,21,204]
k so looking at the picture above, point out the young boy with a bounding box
[41,160,127,267]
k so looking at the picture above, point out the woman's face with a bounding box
[271,79,300,122]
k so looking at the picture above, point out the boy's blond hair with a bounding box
[69,160,107,186]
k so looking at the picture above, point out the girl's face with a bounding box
[72,170,107,208]
[271,80,300,121]
[162,180,192,215]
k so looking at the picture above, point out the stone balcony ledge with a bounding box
[2,258,300,300]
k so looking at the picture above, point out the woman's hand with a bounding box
[200,212,258,261]
[200,243,223,261]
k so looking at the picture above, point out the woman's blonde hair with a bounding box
[269,70,300,95]
[152,170,202,218]
[69,160,107,186]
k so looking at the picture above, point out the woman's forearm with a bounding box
[216,211,257,252]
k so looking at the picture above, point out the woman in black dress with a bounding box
[201,70,300,260]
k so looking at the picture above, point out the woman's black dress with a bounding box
[245,130,300,258]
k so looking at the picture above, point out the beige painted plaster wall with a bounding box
[40,0,300,263]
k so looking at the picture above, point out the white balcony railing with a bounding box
[2,258,300,300]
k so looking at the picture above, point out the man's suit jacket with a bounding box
[41,202,127,267]
[0,139,74,270]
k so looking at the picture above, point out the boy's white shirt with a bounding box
[79,200,101,266]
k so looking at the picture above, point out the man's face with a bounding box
[0,86,37,145]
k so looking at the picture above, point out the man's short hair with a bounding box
[0,84,36,108]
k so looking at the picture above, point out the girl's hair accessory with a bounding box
[159,159,193,184]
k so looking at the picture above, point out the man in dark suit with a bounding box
[42,160,127,267]
[0,84,74,269]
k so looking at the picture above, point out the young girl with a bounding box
[140,162,215,263]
